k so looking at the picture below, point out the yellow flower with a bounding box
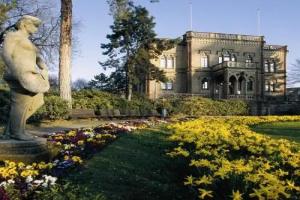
[194,175,213,185]
[198,189,213,199]
[184,175,194,186]
[71,156,83,164]
[231,190,243,200]
[77,140,85,145]
[20,169,39,177]
[18,162,25,168]
[67,130,76,137]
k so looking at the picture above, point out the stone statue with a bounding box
[1,15,50,141]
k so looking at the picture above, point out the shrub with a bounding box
[31,95,69,121]
[159,96,249,116]
[72,89,155,114]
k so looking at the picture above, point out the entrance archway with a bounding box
[229,76,237,95]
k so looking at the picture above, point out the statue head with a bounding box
[16,15,42,35]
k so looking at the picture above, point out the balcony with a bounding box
[213,61,257,71]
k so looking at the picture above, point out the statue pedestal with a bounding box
[0,138,49,163]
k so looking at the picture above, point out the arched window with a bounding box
[229,76,237,95]
[201,78,209,90]
[200,55,208,67]
[160,56,166,68]
[247,78,254,91]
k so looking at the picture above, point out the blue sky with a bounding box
[69,0,300,82]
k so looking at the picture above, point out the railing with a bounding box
[213,61,257,70]
[160,92,210,98]
[187,31,263,42]
[264,45,284,50]
[227,95,255,100]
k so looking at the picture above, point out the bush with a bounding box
[30,95,69,121]
[159,96,249,116]
[72,89,155,114]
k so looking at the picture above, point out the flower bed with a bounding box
[168,116,300,199]
[0,120,158,199]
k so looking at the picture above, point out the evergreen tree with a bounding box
[101,2,177,100]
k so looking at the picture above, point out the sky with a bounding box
[67,0,300,83]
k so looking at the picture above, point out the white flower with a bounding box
[26,176,33,183]
[33,179,44,186]
[42,182,48,187]
[43,175,57,185]
[7,179,15,184]
[0,181,8,187]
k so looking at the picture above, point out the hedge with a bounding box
[0,89,249,123]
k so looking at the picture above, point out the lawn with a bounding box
[64,127,194,200]
[251,121,300,143]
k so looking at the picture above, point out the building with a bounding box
[147,31,287,106]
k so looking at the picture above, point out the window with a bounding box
[264,60,269,72]
[166,82,173,90]
[160,57,166,68]
[219,56,223,64]
[246,56,253,63]
[201,78,209,90]
[224,55,230,62]
[161,82,166,90]
[265,82,270,92]
[200,56,208,67]
[161,82,173,90]
[269,81,276,92]
[231,55,236,62]
[167,58,173,68]
[270,62,275,72]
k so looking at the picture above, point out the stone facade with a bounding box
[148,31,287,104]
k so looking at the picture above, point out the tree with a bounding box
[101,1,177,101]
[0,0,60,87]
[48,74,59,92]
[288,59,300,87]
[89,70,126,93]
[72,78,88,91]
[1,0,60,64]
[59,0,72,108]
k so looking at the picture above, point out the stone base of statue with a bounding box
[0,138,49,163]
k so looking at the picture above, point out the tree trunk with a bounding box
[59,0,72,108]
[127,81,132,101]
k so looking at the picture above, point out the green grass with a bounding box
[64,127,194,200]
[251,121,300,143]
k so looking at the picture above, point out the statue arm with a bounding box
[10,43,50,93]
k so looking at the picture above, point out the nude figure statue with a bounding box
[1,15,50,140]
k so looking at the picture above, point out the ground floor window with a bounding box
[161,82,173,90]
[201,78,209,90]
